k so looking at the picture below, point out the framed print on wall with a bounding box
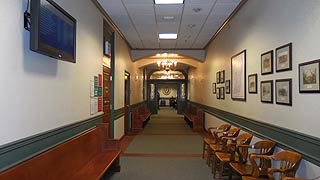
[299,60,320,93]
[220,87,225,99]
[216,87,220,99]
[225,80,231,94]
[220,70,225,83]
[212,83,217,94]
[248,74,258,94]
[231,50,246,101]
[276,79,292,106]
[276,43,292,72]
[261,80,273,103]
[261,50,273,75]
[216,72,220,83]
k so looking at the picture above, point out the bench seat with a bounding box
[183,104,204,132]
[69,150,120,180]
[0,123,120,180]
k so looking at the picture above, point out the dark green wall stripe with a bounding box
[0,115,103,173]
[114,107,125,120]
[189,101,320,166]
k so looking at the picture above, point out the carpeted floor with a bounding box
[107,107,214,180]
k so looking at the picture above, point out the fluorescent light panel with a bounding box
[159,33,178,40]
[155,0,184,4]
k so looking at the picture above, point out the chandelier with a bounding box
[156,53,178,71]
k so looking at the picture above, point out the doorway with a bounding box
[124,72,130,135]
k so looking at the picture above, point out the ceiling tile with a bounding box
[99,0,240,49]
[155,4,183,15]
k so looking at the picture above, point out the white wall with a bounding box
[189,0,320,177]
[0,0,103,145]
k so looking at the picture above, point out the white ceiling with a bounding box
[98,0,241,49]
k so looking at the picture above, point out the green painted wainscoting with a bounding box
[189,101,320,166]
[0,114,103,173]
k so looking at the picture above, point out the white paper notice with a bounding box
[90,98,95,115]
[90,79,94,97]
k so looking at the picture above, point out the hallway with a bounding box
[110,107,212,180]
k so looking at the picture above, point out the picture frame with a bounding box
[231,50,246,101]
[248,74,258,94]
[216,87,220,99]
[212,83,217,94]
[261,80,273,103]
[261,50,273,75]
[225,80,231,94]
[299,59,320,93]
[220,87,225,99]
[216,72,220,83]
[276,43,292,72]
[276,79,292,106]
[220,70,225,83]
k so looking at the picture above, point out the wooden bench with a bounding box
[131,103,151,130]
[183,103,204,132]
[0,123,121,180]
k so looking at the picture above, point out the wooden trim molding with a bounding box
[91,0,132,49]
[188,101,320,166]
[204,0,248,49]
[0,115,103,172]
[130,101,147,109]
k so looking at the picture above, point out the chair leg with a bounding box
[202,141,206,159]
[212,154,217,178]
[206,148,211,166]
[219,161,225,180]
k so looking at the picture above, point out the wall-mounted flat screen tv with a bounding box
[30,0,76,63]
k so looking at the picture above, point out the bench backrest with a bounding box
[0,127,103,180]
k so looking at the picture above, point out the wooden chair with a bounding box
[229,140,276,178]
[213,133,253,180]
[202,124,231,159]
[242,150,302,180]
[207,127,241,166]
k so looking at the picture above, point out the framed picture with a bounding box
[276,79,292,106]
[216,87,220,99]
[231,50,246,101]
[276,43,292,72]
[212,83,217,94]
[248,74,258,93]
[261,80,273,103]
[220,87,225,99]
[299,60,320,93]
[225,80,231,94]
[261,50,273,75]
[220,70,225,83]
[216,72,220,83]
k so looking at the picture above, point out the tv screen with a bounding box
[30,0,76,63]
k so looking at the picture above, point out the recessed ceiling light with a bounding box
[162,16,175,20]
[155,0,184,5]
[159,33,178,40]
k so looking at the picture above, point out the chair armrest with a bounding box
[250,154,272,160]
[267,167,297,179]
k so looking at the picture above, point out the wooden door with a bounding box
[103,66,111,128]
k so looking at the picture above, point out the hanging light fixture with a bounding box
[156,53,178,72]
